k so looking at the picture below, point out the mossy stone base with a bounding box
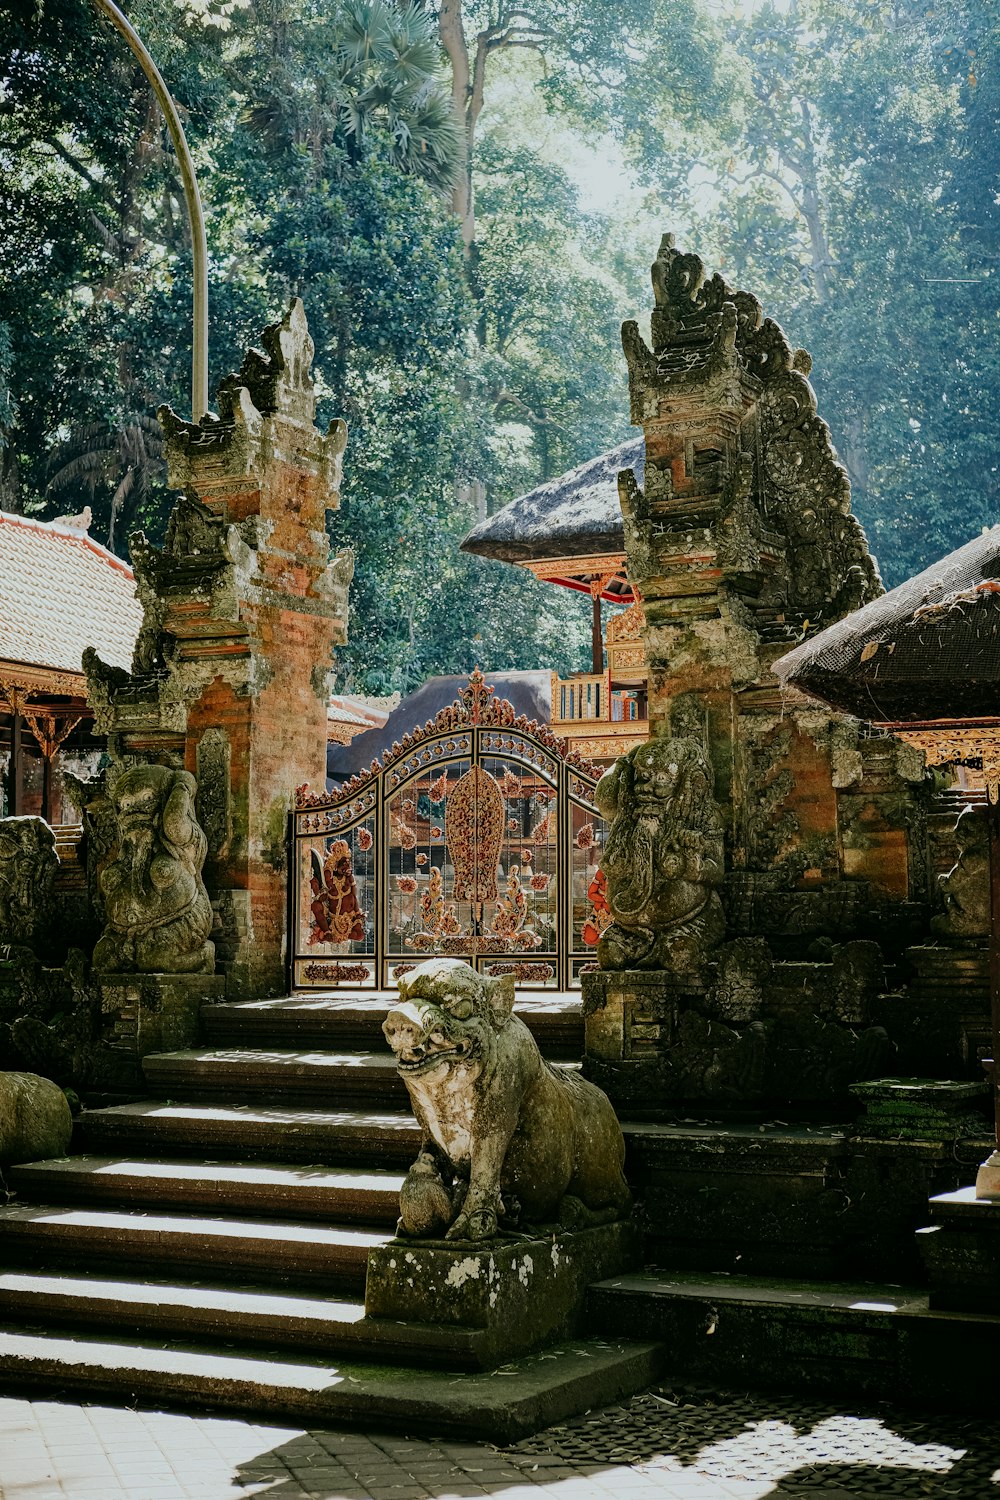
[849,1076,990,1141]
[95,974,225,1088]
[364,1218,640,1368]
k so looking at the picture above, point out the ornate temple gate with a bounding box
[290,671,609,990]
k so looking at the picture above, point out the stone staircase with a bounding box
[0,991,661,1442]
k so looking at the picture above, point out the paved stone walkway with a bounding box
[0,1385,997,1500]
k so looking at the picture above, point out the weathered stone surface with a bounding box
[589,231,945,1108]
[623,1120,982,1281]
[594,733,725,973]
[622,232,879,632]
[382,958,630,1241]
[932,805,989,939]
[0,818,58,947]
[365,1219,640,1365]
[0,944,224,1093]
[0,948,102,1091]
[0,1071,71,1166]
[93,766,214,975]
[849,1076,990,1142]
[96,973,226,1087]
[708,938,771,1021]
[584,957,893,1109]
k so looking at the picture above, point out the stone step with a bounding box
[0,1272,477,1367]
[202,992,584,1056]
[142,1048,407,1103]
[0,1204,390,1288]
[142,1047,581,1104]
[0,1328,663,1442]
[587,1269,995,1413]
[75,1101,423,1166]
[9,1156,403,1226]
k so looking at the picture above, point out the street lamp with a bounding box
[91,0,209,421]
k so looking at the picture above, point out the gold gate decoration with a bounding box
[291,670,608,990]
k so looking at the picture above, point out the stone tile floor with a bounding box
[0,1386,997,1500]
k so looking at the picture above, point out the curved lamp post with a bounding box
[91,0,209,420]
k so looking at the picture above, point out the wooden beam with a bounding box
[591,593,603,675]
[988,799,1000,1155]
[10,707,22,816]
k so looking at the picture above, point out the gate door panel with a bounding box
[291,672,609,990]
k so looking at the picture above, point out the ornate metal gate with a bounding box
[290,671,609,990]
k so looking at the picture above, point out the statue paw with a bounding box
[446,1207,497,1241]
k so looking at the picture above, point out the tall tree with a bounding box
[653,0,1000,587]
[433,0,737,249]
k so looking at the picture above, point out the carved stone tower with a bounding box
[87,301,353,998]
[584,237,936,1110]
[621,234,880,760]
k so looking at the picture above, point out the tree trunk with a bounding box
[794,99,831,307]
[438,2,491,251]
[439,0,475,248]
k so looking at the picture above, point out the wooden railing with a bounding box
[550,672,647,728]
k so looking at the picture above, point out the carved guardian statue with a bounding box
[0,818,58,945]
[594,733,725,972]
[382,957,630,1241]
[93,765,215,975]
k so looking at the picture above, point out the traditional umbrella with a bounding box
[773,525,1000,1197]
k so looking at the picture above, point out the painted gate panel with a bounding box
[291,671,610,990]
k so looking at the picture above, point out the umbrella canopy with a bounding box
[460,438,643,602]
[773,526,1000,723]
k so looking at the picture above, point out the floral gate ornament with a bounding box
[291,670,608,989]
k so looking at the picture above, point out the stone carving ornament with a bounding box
[0,817,58,945]
[594,734,725,973]
[382,957,630,1241]
[621,232,881,621]
[93,765,215,975]
[932,806,989,940]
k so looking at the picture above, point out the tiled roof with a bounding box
[0,511,142,677]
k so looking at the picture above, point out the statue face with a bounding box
[383,958,513,1077]
[632,747,683,812]
[113,767,171,837]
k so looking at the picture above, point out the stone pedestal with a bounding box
[582,968,739,1112]
[849,1077,990,1142]
[976,1148,1000,1197]
[364,1219,639,1368]
[95,973,226,1089]
[918,1187,1000,1313]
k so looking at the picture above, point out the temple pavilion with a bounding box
[460,438,650,762]
[0,510,143,824]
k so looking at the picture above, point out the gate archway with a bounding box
[291,671,610,990]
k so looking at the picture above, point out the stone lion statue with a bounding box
[594,733,725,972]
[93,765,215,975]
[382,957,630,1242]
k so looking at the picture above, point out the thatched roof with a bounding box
[461,438,643,568]
[773,526,1000,723]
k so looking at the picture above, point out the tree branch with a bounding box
[726,165,803,214]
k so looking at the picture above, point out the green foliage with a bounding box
[0,0,624,690]
[9,0,991,699]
